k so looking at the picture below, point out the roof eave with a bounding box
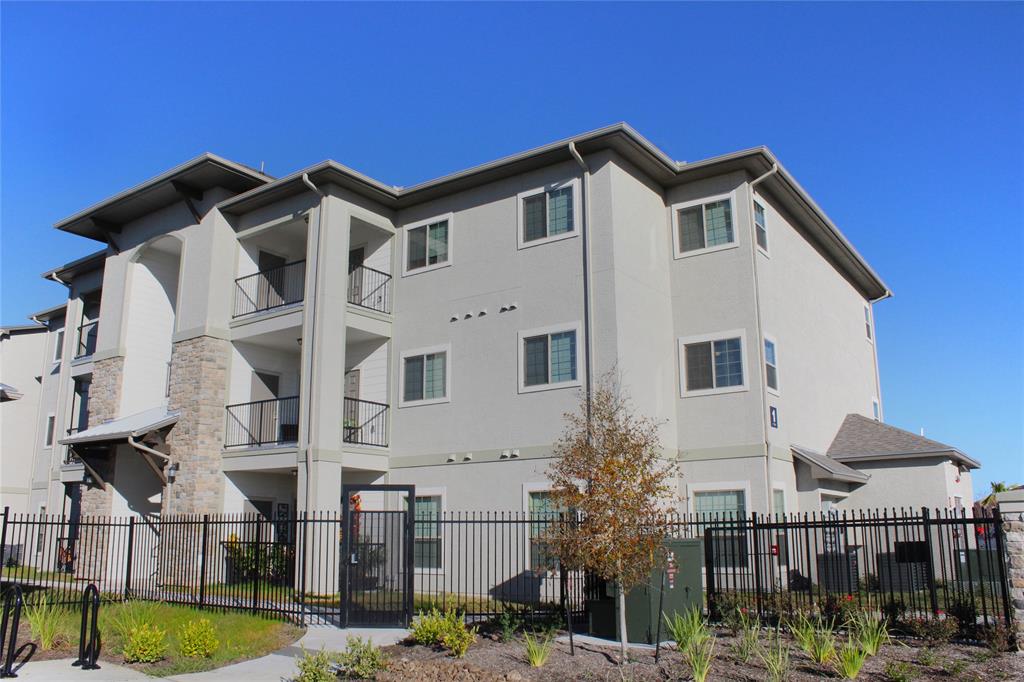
[832,449,981,470]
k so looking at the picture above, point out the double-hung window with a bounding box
[53,329,65,363]
[401,346,449,405]
[519,325,580,392]
[694,489,748,567]
[764,338,779,392]
[864,305,873,341]
[528,490,560,572]
[679,331,746,396]
[673,195,736,257]
[44,414,56,447]
[414,495,442,570]
[754,201,768,252]
[405,215,451,274]
[518,181,577,247]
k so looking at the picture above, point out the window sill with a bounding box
[674,242,740,260]
[681,384,749,399]
[517,230,578,251]
[402,260,451,278]
[398,396,451,408]
[414,568,445,576]
[518,379,582,395]
[767,387,780,398]
[757,246,770,259]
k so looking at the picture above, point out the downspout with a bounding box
[748,163,778,514]
[300,173,325,514]
[568,142,594,422]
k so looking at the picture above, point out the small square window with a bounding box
[521,328,578,390]
[520,184,576,246]
[680,333,746,395]
[675,197,735,256]
[406,219,450,273]
[754,201,768,252]
[402,349,448,404]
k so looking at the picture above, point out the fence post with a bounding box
[750,512,764,619]
[991,508,1014,631]
[199,515,209,610]
[920,507,940,616]
[703,525,716,620]
[0,507,9,568]
[252,516,262,612]
[124,517,135,599]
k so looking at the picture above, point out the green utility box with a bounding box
[587,538,703,644]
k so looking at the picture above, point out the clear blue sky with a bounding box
[2,2,1021,498]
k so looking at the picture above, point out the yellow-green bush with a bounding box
[122,623,168,663]
[178,618,219,658]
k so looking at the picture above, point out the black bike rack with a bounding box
[0,583,25,678]
[71,584,100,671]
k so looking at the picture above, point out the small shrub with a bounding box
[293,647,335,682]
[904,616,957,645]
[178,618,219,659]
[818,593,857,628]
[336,636,388,679]
[122,623,168,663]
[916,646,941,667]
[942,658,968,676]
[978,623,1013,652]
[523,631,553,667]
[684,635,715,682]
[758,629,791,682]
[712,591,748,633]
[882,599,908,628]
[947,597,978,638]
[110,599,161,643]
[664,606,709,652]
[834,641,868,679]
[24,601,69,650]
[442,622,477,658]
[497,603,523,642]
[410,607,459,647]
[883,660,917,682]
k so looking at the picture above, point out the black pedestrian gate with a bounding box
[341,484,415,627]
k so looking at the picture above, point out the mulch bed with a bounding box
[380,629,1023,681]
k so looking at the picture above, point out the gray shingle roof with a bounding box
[791,445,870,483]
[61,406,179,445]
[827,414,979,469]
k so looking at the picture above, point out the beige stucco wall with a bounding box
[0,328,47,514]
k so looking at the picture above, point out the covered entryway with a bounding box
[341,484,414,627]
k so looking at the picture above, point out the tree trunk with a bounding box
[616,578,628,663]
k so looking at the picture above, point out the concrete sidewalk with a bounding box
[13,626,409,681]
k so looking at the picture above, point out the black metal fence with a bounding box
[347,265,392,314]
[233,260,306,317]
[0,507,1012,632]
[224,396,300,448]
[343,398,389,447]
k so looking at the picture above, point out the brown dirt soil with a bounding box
[380,630,1024,681]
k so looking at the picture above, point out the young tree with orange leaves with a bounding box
[545,372,678,662]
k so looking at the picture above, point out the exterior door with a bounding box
[341,484,415,627]
[347,247,365,305]
[250,371,280,445]
[258,250,288,310]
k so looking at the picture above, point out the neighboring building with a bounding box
[0,322,48,515]
[2,124,980,528]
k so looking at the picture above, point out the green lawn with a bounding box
[22,601,304,677]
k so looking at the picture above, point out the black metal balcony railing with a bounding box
[233,261,306,318]
[225,396,300,448]
[343,397,389,447]
[347,265,392,314]
[75,321,98,358]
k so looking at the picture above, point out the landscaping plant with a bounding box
[177,617,219,658]
[758,628,791,682]
[789,612,817,654]
[915,647,940,667]
[441,621,477,658]
[293,647,336,682]
[23,600,69,650]
[410,607,460,646]
[882,660,917,682]
[336,636,389,679]
[731,611,760,663]
[545,371,678,663]
[497,603,524,642]
[664,605,709,652]
[109,599,161,644]
[848,611,890,655]
[523,631,554,667]
[904,615,957,645]
[684,635,715,682]
[122,622,169,663]
[834,641,868,679]
[807,622,837,666]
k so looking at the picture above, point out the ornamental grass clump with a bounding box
[807,623,837,666]
[664,605,709,652]
[834,641,869,679]
[789,612,817,655]
[23,601,69,650]
[731,611,760,663]
[523,631,554,667]
[684,635,716,682]
[758,628,791,682]
[848,612,890,656]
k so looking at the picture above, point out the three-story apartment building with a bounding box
[1,124,978,529]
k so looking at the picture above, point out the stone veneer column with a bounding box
[164,336,231,516]
[999,506,1024,649]
[76,355,123,582]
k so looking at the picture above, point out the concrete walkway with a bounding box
[13,626,409,681]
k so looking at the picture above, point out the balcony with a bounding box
[75,321,98,359]
[234,261,306,318]
[225,396,300,448]
[347,265,391,315]
[343,397,389,448]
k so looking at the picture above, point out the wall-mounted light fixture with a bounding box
[167,462,179,484]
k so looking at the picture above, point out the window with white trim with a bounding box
[680,333,745,394]
[864,305,873,341]
[414,495,442,570]
[44,414,56,447]
[405,218,450,273]
[401,348,448,404]
[674,196,735,256]
[872,399,880,421]
[772,489,785,516]
[53,329,64,362]
[521,184,575,244]
[694,490,747,566]
[521,328,578,390]
[764,338,779,391]
[754,201,768,252]
[528,490,560,572]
